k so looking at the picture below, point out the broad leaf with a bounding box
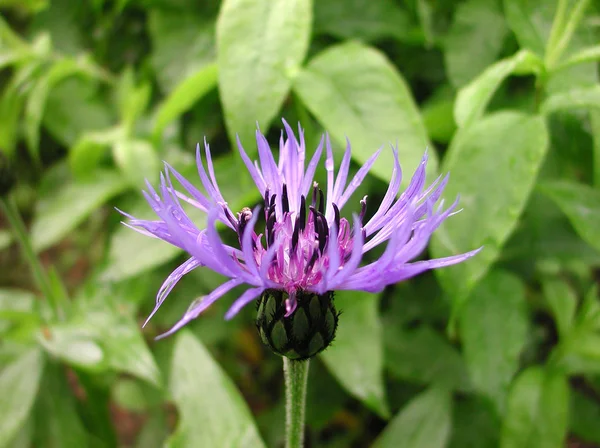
[314,0,410,43]
[385,325,471,392]
[113,139,161,188]
[0,348,45,447]
[153,63,218,140]
[148,9,215,92]
[431,112,549,310]
[373,386,452,448]
[33,361,88,447]
[454,49,543,128]
[166,331,265,447]
[444,0,507,88]
[31,168,128,251]
[538,180,600,253]
[541,278,577,339]
[294,41,437,187]
[503,0,553,55]
[320,290,388,418]
[216,0,312,147]
[570,389,600,445]
[541,85,600,114]
[500,367,569,448]
[460,270,528,415]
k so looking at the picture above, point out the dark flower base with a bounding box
[256,289,339,360]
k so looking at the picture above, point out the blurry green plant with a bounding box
[1,0,600,447]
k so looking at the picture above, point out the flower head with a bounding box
[122,120,480,347]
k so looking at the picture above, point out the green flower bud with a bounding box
[256,289,339,360]
[0,151,15,197]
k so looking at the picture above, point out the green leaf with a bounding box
[113,139,161,188]
[33,361,88,448]
[503,0,553,55]
[444,0,507,88]
[320,290,388,418]
[216,0,312,148]
[538,180,600,253]
[431,112,549,309]
[25,57,108,162]
[460,270,528,415]
[541,278,577,339]
[43,78,114,148]
[0,348,45,448]
[385,325,471,392]
[294,41,437,187]
[592,109,600,187]
[313,0,410,43]
[449,397,501,448]
[40,284,162,386]
[68,126,123,179]
[153,63,218,140]
[166,331,265,448]
[373,386,452,448]
[116,68,151,134]
[554,44,600,72]
[31,168,128,251]
[570,389,600,445]
[148,9,216,93]
[500,366,569,448]
[541,85,600,114]
[454,49,543,128]
[544,0,592,69]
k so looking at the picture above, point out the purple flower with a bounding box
[122,120,480,339]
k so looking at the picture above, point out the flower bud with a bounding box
[256,289,339,360]
[0,151,16,197]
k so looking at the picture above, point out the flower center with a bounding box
[234,182,366,311]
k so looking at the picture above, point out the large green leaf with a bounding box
[320,290,388,418]
[431,112,549,310]
[148,9,215,92]
[444,0,507,88]
[373,386,452,448]
[216,0,312,148]
[503,0,554,55]
[113,139,161,188]
[40,284,162,386]
[459,270,528,415]
[500,367,569,448]
[454,49,543,128]
[449,397,500,448]
[33,361,88,447]
[166,331,265,447]
[541,85,600,114]
[153,63,218,140]
[313,0,410,43]
[538,180,600,253]
[293,41,437,187]
[570,389,600,445]
[592,109,600,187]
[31,168,128,251]
[0,348,45,448]
[385,325,471,392]
[541,278,577,340]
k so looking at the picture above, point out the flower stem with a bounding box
[284,357,309,448]
[0,196,63,319]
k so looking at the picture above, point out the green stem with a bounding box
[284,357,310,448]
[0,196,63,319]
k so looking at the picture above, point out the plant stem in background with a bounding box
[284,357,310,448]
[0,196,64,319]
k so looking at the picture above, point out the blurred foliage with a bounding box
[1,0,600,447]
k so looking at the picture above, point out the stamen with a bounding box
[292,216,300,252]
[318,188,325,215]
[333,203,340,235]
[311,182,319,208]
[223,205,238,229]
[282,184,289,214]
[359,195,368,223]
[237,207,252,238]
[299,195,306,231]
